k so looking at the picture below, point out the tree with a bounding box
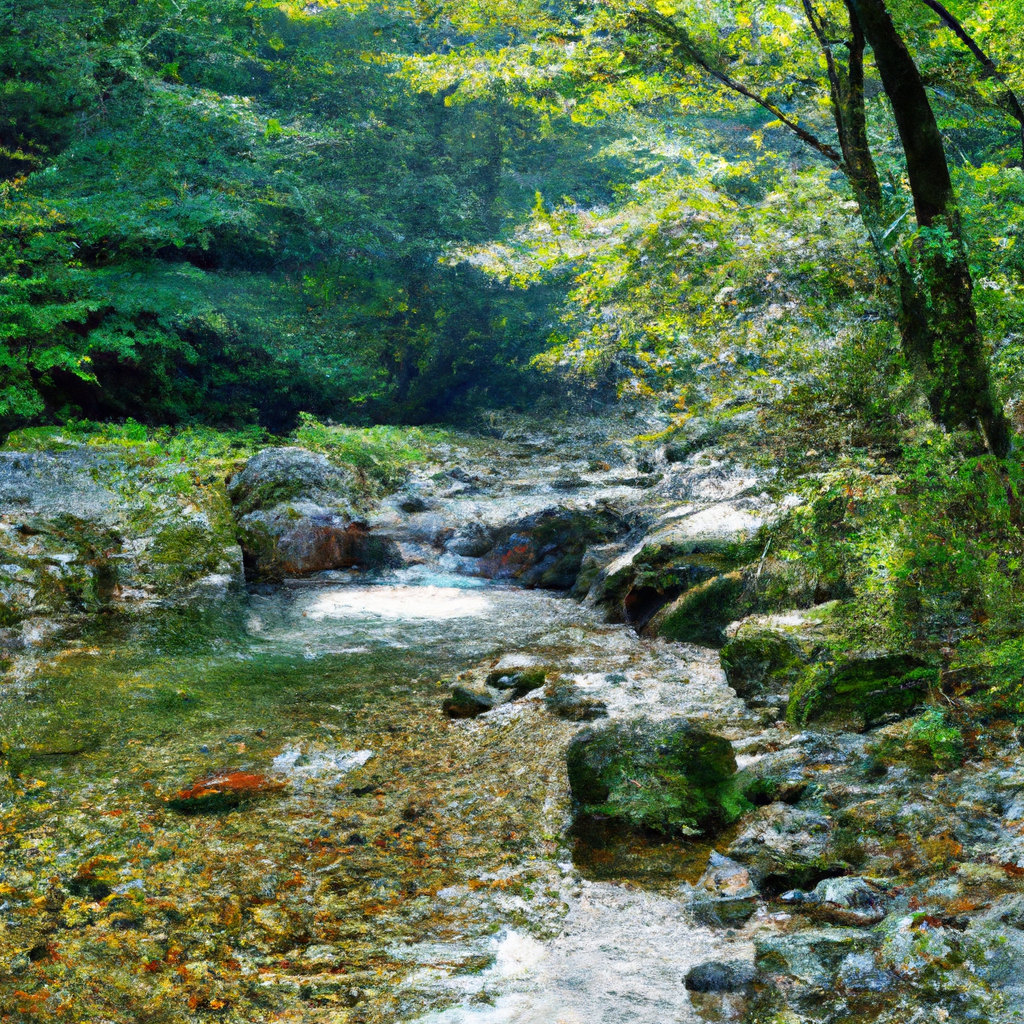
[629,0,1011,454]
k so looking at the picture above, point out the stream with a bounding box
[2,567,759,1022]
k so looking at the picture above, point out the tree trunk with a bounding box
[849,0,1010,456]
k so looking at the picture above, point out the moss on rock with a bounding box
[720,626,807,701]
[644,571,746,646]
[788,655,936,730]
[565,717,748,836]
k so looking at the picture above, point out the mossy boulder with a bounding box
[587,502,767,625]
[644,571,746,646]
[0,447,242,623]
[788,655,936,730]
[486,668,546,698]
[565,717,748,836]
[229,447,402,579]
[735,747,809,806]
[720,624,809,702]
[720,610,934,730]
[228,447,355,515]
[442,686,496,718]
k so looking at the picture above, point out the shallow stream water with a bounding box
[1,571,756,1023]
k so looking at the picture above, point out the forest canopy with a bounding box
[1,0,1023,446]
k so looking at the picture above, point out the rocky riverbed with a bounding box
[2,418,1024,1023]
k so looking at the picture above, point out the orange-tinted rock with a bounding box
[166,772,286,813]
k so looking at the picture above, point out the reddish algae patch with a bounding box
[166,772,286,813]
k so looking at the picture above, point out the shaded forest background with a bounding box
[1,0,635,429]
[3,0,1023,439]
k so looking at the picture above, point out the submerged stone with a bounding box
[545,683,608,722]
[565,717,746,836]
[684,959,756,993]
[689,851,759,926]
[166,771,286,813]
[486,668,546,697]
[442,686,496,718]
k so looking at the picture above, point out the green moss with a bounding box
[648,571,746,646]
[787,656,936,729]
[720,627,805,699]
[565,717,748,836]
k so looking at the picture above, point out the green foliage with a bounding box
[289,413,451,493]
[907,709,965,770]
[0,0,631,431]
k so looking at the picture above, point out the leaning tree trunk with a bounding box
[849,0,1011,457]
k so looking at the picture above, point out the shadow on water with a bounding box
[570,815,742,888]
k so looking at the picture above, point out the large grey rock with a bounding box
[726,802,835,891]
[585,501,768,626]
[229,448,400,579]
[780,876,891,927]
[0,448,242,623]
[755,926,880,989]
[444,522,495,558]
[228,447,354,513]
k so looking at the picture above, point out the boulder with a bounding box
[445,522,495,558]
[486,668,546,698]
[587,502,766,627]
[722,611,936,730]
[236,505,400,579]
[229,447,353,514]
[229,448,401,580]
[478,506,625,590]
[442,686,496,719]
[736,747,810,806]
[643,571,746,646]
[544,683,608,722]
[689,851,759,926]
[788,654,936,731]
[779,876,891,927]
[755,927,880,990]
[684,960,756,993]
[720,622,809,703]
[565,717,747,836]
[726,802,837,893]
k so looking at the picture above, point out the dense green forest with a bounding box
[1,0,636,427]
[3,0,1023,438]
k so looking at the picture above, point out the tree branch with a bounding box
[917,0,1024,155]
[634,8,843,166]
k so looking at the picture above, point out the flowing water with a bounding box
[1,570,758,1023]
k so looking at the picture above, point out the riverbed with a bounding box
[1,569,757,1022]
